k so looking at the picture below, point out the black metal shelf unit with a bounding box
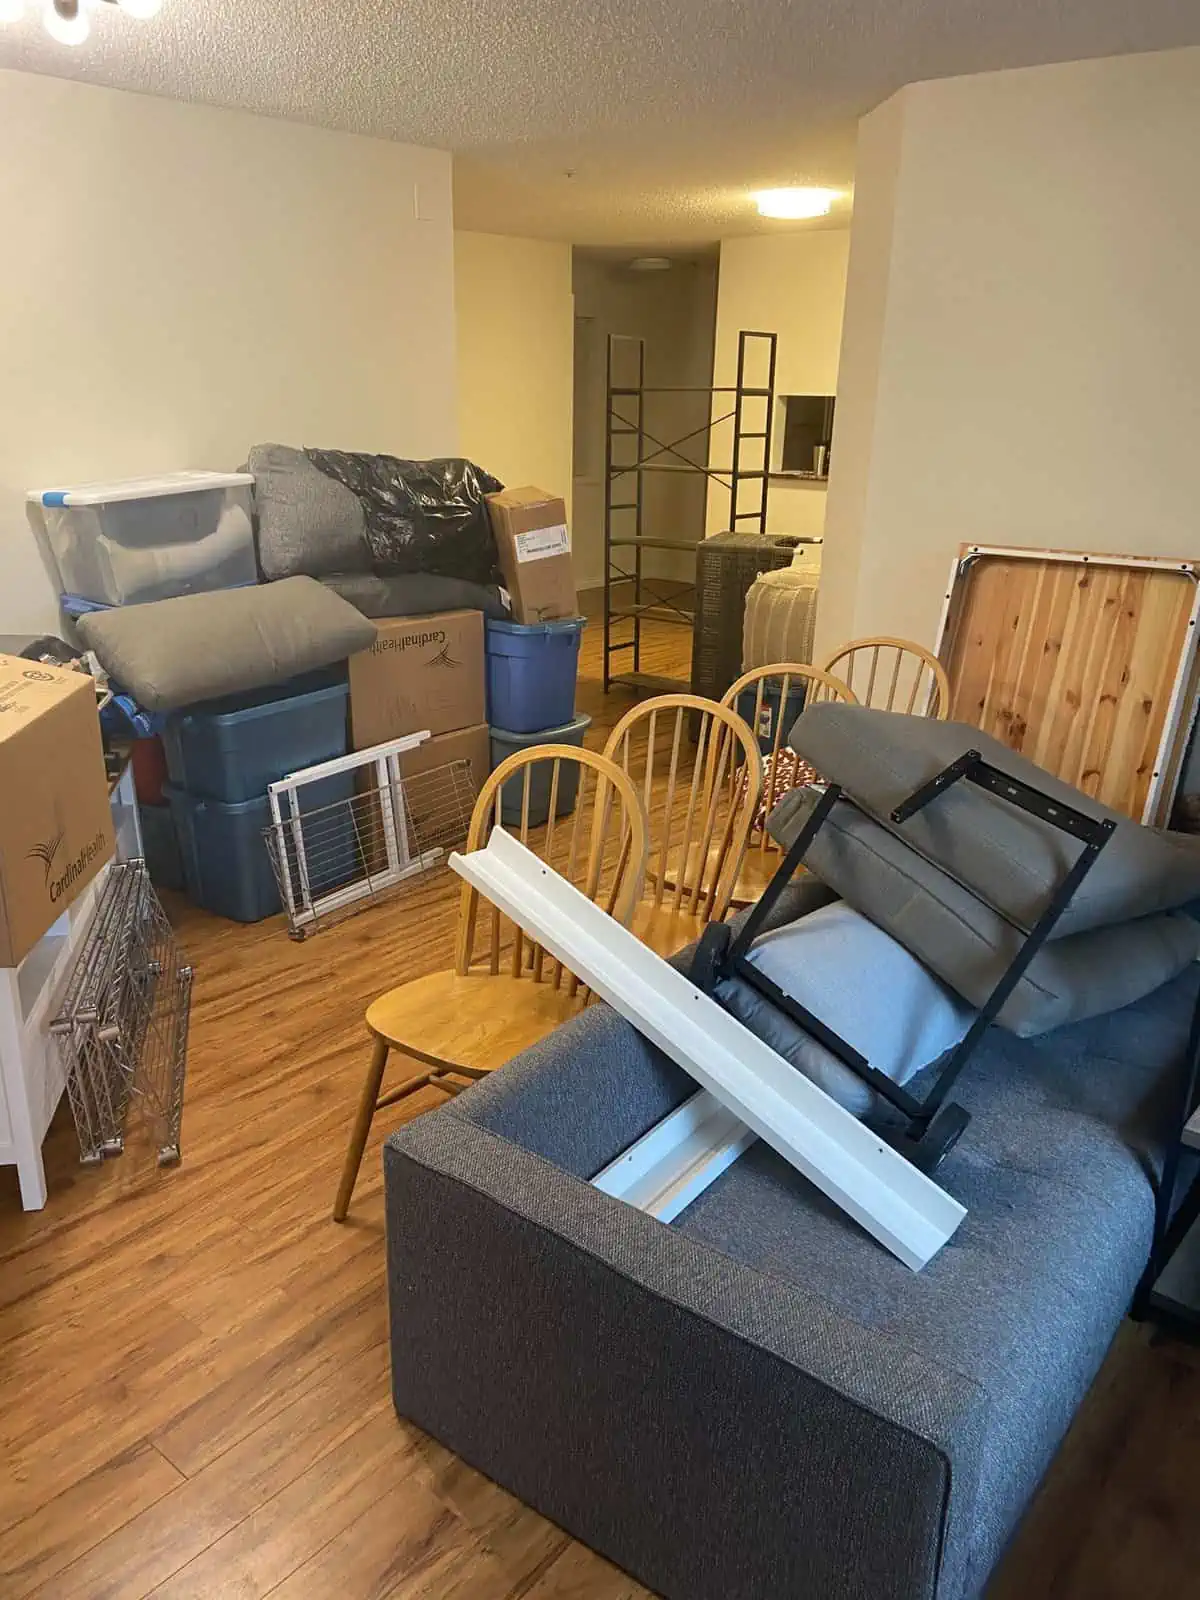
[603,329,778,693]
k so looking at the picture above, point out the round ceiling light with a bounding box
[0,0,164,44]
[628,257,672,272]
[754,188,838,220]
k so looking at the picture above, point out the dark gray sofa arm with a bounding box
[385,1105,988,1600]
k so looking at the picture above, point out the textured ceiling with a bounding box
[3,1,1199,246]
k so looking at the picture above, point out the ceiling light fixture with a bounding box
[754,187,838,221]
[629,257,672,272]
[1,0,163,46]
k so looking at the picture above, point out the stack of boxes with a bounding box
[483,488,586,825]
[347,610,488,795]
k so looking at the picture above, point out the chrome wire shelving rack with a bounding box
[50,860,192,1168]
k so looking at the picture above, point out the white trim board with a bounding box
[592,1091,756,1223]
[448,829,966,1271]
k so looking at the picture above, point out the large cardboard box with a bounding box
[357,723,490,871]
[401,723,490,850]
[400,722,490,789]
[486,487,578,624]
[0,655,114,966]
[349,611,485,749]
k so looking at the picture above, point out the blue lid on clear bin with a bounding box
[30,471,254,508]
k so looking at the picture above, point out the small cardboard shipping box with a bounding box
[0,655,114,966]
[349,611,485,749]
[486,487,578,624]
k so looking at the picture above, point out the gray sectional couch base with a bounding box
[384,937,1197,1599]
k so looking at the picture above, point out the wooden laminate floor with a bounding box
[2,615,1198,1599]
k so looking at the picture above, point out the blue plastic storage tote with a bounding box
[489,713,592,826]
[485,618,585,734]
[162,673,349,802]
[165,772,355,923]
[735,679,808,755]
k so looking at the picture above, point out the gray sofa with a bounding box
[383,885,1195,1599]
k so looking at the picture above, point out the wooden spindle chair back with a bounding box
[454,745,648,997]
[820,636,951,720]
[603,694,762,927]
[721,664,857,895]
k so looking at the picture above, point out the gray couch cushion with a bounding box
[386,965,1198,1600]
[789,703,1200,937]
[769,791,1200,1035]
[320,570,510,621]
[247,442,369,580]
[77,575,375,711]
[716,899,975,1113]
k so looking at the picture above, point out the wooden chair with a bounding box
[602,693,761,958]
[720,663,857,907]
[820,635,951,719]
[333,745,648,1221]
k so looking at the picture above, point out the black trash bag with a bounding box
[305,451,503,585]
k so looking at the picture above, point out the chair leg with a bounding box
[332,1035,391,1223]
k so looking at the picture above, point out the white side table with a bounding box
[0,762,142,1209]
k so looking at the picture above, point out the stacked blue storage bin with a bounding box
[485,619,590,826]
[161,672,354,922]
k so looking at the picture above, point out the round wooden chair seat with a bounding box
[630,900,709,958]
[366,970,583,1074]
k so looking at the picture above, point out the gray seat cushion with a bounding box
[247,442,370,580]
[769,790,1200,1035]
[320,570,510,621]
[716,897,975,1112]
[77,575,375,711]
[789,703,1200,936]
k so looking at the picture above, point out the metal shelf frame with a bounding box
[603,329,778,694]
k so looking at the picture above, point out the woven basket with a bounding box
[690,533,796,705]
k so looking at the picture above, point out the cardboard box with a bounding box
[400,722,490,790]
[401,723,490,851]
[0,655,114,966]
[486,487,578,624]
[357,723,490,872]
[349,611,485,749]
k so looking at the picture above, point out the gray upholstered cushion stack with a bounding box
[769,706,1200,1035]
[247,443,510,618]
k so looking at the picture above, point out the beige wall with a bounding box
[820,45,1200,657]
[707,232,850,542]
[573,256,718,591]
[0,69,456,634]
[454,232,574,523]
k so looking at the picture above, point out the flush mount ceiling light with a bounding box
[628,257,672,271]
[1,0,162,46]
[754,187,839,220]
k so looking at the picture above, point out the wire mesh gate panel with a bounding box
[264,735,476,939]
[50,860,192,1167]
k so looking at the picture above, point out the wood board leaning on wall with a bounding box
[935,544,1200,826]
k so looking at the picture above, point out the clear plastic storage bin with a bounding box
[28,471,256,606]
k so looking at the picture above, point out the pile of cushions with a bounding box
[247,444,510,620]
[768,706,1200,1037]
